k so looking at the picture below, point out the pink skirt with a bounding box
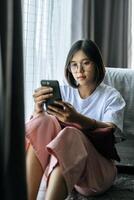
[25,112,117,197]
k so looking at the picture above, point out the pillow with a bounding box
[83,127,120,161]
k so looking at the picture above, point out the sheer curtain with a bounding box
[23,0,72,120]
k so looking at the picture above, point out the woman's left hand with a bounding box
[47,101,79,124]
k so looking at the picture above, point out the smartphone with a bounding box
[41,80,63,109]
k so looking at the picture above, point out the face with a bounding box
[69,50,96,86]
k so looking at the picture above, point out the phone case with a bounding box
[41,80,62,109]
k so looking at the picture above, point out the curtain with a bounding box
[23,0,72,120]
[0,0,27,199]
[0,38,4,197]
[71,0,129,68]
[130,0,134,68]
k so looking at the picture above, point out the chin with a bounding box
[78,80,95,86]
[78,80,88,86]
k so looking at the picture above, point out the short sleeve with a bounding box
[102,91,126,142]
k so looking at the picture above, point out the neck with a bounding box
[78,84,97,99]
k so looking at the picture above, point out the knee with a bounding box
[26,113,60,133]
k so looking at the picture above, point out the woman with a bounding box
[26,39,125,200]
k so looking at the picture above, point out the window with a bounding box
[23,0,72,120]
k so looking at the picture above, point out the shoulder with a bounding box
[99,83,123,98]
[100,83,126,107]
[97,83,126,106]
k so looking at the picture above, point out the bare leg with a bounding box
[45,165,68,200]
[26,144,43,200]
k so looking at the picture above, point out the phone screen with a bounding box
[41,80,63,109]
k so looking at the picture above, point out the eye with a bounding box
[83,60,90,65]
[70,62,77,67]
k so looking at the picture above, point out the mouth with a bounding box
[77,76,86,80]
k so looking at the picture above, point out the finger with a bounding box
[47,105,64,114]
[33,87,53,97]
[33,93,53,102]
[53,101,67,107]
[34,86,53,92]
[47,108,63,118]
[33,88,53,98]
[54,101,72,110]
[52,101,65,109]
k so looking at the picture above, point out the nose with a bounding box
[77,63,84,73]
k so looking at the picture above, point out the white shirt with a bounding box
[60,83,126,142]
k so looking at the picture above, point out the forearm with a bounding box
[75,113,114,130]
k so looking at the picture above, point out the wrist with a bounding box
[75,113,97,130]
[33,108,44,117]
[34,104,44,115]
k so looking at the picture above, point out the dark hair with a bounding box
[64,39,105,88]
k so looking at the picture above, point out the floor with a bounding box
[115,134,134,166]
[66,173,134,200]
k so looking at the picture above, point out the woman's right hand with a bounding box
[32,86,53,115]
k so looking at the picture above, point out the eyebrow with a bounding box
[70,58,89,62]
